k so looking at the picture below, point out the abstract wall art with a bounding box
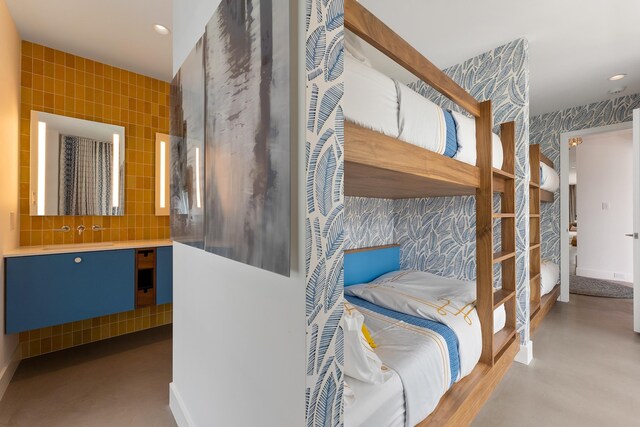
[171,0,291,276]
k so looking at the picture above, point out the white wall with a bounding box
[0,0,21,399]
[170,1,306,426]
[576,130,634,281]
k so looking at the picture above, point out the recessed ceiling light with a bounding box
[609,74,626,81]
[609,86,626,95]
[153,24,170,35]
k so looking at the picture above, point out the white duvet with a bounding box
[350,302,451,427]
[344,53,400,138]
[540,162,559,192]
[541,260,560,296]
[344,53,505,170]
[345,270,487,377]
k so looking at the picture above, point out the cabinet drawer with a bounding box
[6,250,135,334]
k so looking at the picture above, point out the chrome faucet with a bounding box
[77,225,86,236]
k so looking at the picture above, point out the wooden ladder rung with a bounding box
[529,181,540,188]
[493,288,515,308]
[493,251,515,264]
[493,213,515,219]
[493,168,515,180]
[529,243,541,250]
[530,213,540,218]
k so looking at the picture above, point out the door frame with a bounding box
[559,121,633,303]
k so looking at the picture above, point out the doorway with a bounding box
[560,122,634,303]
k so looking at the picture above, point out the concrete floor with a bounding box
[0,325,176,427]
[0,296,637,427]
[474,294,640,427]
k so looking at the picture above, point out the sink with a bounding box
[42,242,115,251]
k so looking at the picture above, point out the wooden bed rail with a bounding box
[344,0,481,117]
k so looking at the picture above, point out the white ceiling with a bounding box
[6,0,640,115]
[359,0,640,116]
[6,0,173,82]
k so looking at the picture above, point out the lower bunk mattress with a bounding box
[344,271,507,427]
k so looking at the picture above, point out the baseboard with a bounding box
[0,345,21,401]
[575,267,631,282]
[514,340,533,365]
[170,382,195,427]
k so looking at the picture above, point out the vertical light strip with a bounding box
[37,121,46,215]
[112,134,120,207]
[195,147,202,208]
[159,140,166,208]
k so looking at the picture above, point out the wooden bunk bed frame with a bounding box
[344,0,518,424]
[528,145,560,334]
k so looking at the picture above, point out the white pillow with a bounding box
[343,302,386,384]
[345,30,372,66]
[540,260,560,296]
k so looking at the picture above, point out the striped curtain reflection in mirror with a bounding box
[569,184,577,224]
[58,135,113,216]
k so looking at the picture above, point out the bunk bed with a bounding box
[528,145,560,335]
[342,0,518,425]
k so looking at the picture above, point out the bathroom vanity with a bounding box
[4,240,172,334]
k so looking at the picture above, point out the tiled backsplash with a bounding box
[19,304,173,358]
[19,41,170,246]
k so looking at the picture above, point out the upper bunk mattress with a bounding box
[344,54,504,170]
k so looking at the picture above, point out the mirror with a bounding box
[30,111,125,216]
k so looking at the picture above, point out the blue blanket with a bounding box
[346,295,460,386]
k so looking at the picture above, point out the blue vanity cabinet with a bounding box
[156,246,173,304]
[6,250,135,334]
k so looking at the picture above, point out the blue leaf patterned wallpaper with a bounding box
[344,38,533,342]
[305,0,345,426]
[530,93,640,268]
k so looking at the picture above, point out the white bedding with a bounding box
[344,270,507,426]
[540,162,559,192]
[345,366,405,427]
[396,81,448,155]
[540,260,560,296]
[345,270,483,377]
[450,111,504,169]
[347,299,453,426]
[344,54,400,138]
[344,56,505,169]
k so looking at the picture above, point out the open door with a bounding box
[633,109,640,333]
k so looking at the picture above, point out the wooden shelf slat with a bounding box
[493,288,515,308]
[493,327,517,358]
[529,243,541,250]
[345,122,482,198]
[530,285,561,334]
[530,213,540,218]
[493,213,515,219]
[492,168,515,180]
[529,181,540,188]
[530,300,541,318]
[493,251,515,264]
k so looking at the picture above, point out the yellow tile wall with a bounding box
[19,304,173,359]
[17,41,173,358]
[19,41,171,246]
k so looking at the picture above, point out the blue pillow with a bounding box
[443,110,458,158]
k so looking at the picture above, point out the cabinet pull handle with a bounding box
[74,257,82,264]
